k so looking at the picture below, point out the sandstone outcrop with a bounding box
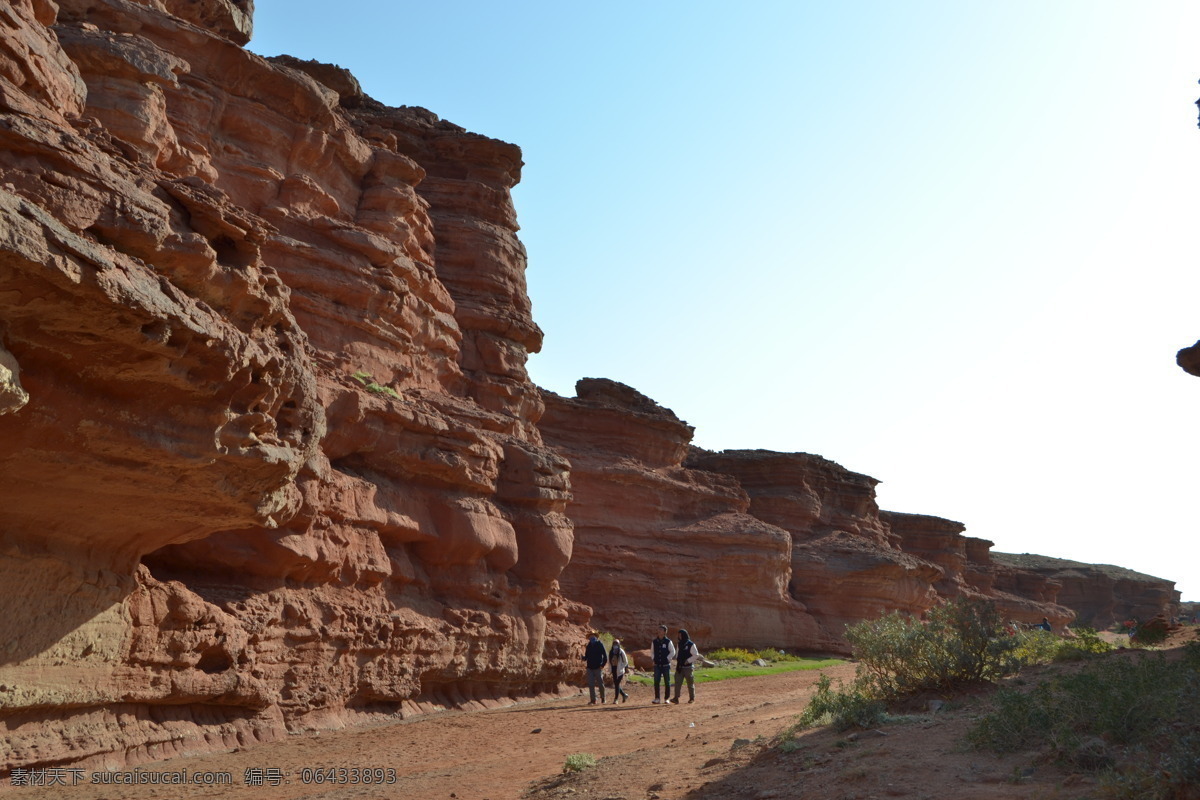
[991,553,1180,629]
[883,512,973,597]
[542,383,1085,654]
[539,380,830,651]
[0,0,583,771]
[685,451,946,641]
[884,512,1075,629]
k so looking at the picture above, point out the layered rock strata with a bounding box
[685,450,945,641]
[543,380,1093,655]
[0,0,583,771]
[539,380,830,651]
[884,512,1075,629]
[991,554,1180,629]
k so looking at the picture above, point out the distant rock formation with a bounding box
[991,554,1180,629]
[542,380,1081,653]
[539,380,830,651]
[685,449,944,643]
[885,513,1075,629]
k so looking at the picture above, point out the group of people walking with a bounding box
[583,625,703,705]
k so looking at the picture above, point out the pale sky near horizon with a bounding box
[249,2,1200,601]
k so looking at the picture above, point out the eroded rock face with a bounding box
[991,554,1179,629]
[0,0,583,770]
[883,512,972,597]
[885,512,1075,628]
[540,378,1126,654]
[687,450,944,642]
[540,380,829,650]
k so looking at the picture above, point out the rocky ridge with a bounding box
[0,0,1182,772]
[992,553,1181,629]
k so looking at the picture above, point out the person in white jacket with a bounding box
[671,628,702,704]
[609,639,630,703]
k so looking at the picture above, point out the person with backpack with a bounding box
[671,628,702,704]
[582,630,608,704]
[609,638,630,703]
[650,624,675,704]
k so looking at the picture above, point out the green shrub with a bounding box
[1011,628,1061,665]
[708,647,801,664]
[846,598,1021,699]
[1011,627,1113,666]
[562,753,597,773]
[794,600,1025,736]
[1129,619,1169,647]
[796,673,886,731]
[365,383,399,397]
[349,370,399,398]
[1056,627,1113,660]
[969,646,1200,799]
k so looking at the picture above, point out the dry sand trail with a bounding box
[2,663,855,800]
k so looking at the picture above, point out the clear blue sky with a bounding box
[250,2,1200,601]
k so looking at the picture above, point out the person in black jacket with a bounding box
[671,628,700,704]
[583,630,608,704]
[651,624,676,704]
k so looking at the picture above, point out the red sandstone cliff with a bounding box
[685,449,945,643]
[539,380,831,652]
[883,512,1075,629]
[990,554,1179,629]
[0,0,583,771]
[541,381,1082,654]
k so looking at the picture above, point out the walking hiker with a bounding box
[583,630,608,704]
[609,638,630,703]
[671,628,702,704]
[650,624,675,704]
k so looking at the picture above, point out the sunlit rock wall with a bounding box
[0,0,584,771]
[539,379,830,651]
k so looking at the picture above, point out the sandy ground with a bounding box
[2,664,856,800]
[4,629,1195,800]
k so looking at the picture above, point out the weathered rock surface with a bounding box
[0,0,583,771]
[883,512,973,597]
[991,553,1180,629]
[884,512,1075,629]
[686,450,945,642]
[540,380,830,650]
[544,380,1111,654]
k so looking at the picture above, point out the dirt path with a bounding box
[10,632,1197,799]
[3,663,858,800]
[20,631,1193,800]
